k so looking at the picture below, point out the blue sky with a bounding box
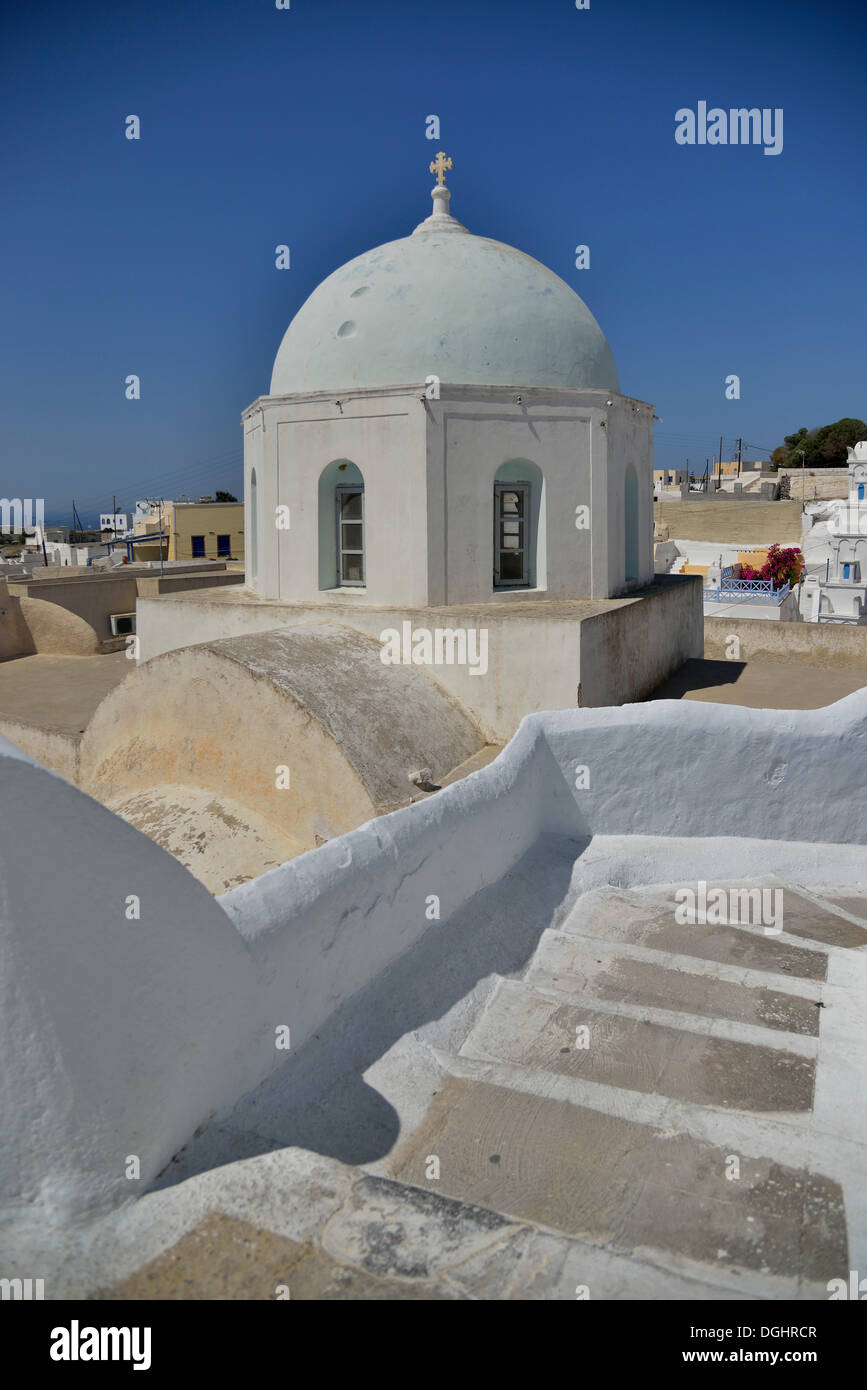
[2,0,865,522]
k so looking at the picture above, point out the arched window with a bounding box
[625,464,639,584]
[249,467,258,584]
[493,460,545,590]
[318,460,365,589]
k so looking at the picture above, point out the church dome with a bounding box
[270,171,619,396]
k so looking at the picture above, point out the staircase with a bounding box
[85,873,867,1301]
[382,880,867,1295]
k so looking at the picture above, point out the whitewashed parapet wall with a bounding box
[2,692,866,1223]
[0,736,272,1222]
[537,694,867,845]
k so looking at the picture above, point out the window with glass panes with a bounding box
[336,486,364,585]
[493,482,529,587]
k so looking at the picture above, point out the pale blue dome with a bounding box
[270,207,619,395]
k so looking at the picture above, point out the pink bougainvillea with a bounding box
[740,544,804,590]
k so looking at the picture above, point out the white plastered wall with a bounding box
[425,394,595,603]
[244,389,429,606]
[605,398,655,594]
[244,385,655,607]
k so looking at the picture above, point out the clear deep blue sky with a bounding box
[2,0,865,523]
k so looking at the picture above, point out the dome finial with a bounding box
[413,151,468,236]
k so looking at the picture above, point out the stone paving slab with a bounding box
[565,888,828,980]
[92,1211,456,1300]
[388,1076,846,1281]
[813,894,867,929]
[528,935,821,1035]
[462,981,815,1113]
[645,884,867,951]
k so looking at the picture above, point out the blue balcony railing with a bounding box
[703,578,791,605]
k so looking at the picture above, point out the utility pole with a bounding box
[145,496,166,575]
[737,437,742,476]
[797,449,806,503]
[719,435,723,484]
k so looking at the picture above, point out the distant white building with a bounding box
[801,443,867,623]
[38,541,109,567]
[24,525,69,547]
[99,512,131,537]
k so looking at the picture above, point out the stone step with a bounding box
[560,886,829,980]
[386,1071,846,1286]
[807,892,867,931]
[460,979,816,1114]
[643,883,867,952]
[527,932,822,1035]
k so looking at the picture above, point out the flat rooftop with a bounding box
[1,649,864,749]
[650,657,867,709]
[135,581,658,621]
[0,652,130,733]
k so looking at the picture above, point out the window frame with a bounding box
[217,533,231,558]
[335,484,365,587]
[493,481,530,589]
[191,535,206,558]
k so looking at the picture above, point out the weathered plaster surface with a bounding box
[77,624,484,875]
[135,577,703,738]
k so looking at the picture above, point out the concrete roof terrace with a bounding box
[2,693,866,1300]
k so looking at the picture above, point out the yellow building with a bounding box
[131,500,244,564]
[169,501,244,563]
[653,468,687,488]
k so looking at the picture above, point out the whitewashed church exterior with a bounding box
[243,159,655,607]
[132,160,698,735]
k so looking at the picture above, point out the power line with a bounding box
[78,443,241,494]
[73,467,240,514]
[655,430,737,451]
[78,450,242,503]
[71,448,243,512]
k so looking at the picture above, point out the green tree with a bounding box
[214,490,238,503]
[773,418,866,470]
